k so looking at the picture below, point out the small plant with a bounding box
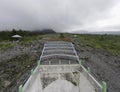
[60,33,64,38]
[78,34,120,55]
[0,43,14,50]
[71,81,77,86]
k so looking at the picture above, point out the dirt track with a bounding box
[73,38,120,92]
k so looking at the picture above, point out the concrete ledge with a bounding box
[80,65,102,92]
[39,64,80,73]
[23,67,42,92]
[22,64,102,92]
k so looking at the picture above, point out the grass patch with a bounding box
[0,43,14,50]
[77,34,120,55]
[41,33,72,42]
[19,35,42,45]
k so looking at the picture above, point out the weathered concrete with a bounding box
[22,41,103,92]
[80,73,95,92]
[40,41,79,65]
[80,65,102,92]
[39,64,80,73]
[43,79,79,92]
[22,65,102,92]
[23,67,42,92]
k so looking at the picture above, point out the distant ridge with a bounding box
[33,29,56,34]
[89,31,120,35]
[73,30,120,35]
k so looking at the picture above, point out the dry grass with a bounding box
[42,35,72,42]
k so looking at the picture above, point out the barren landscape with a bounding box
[0,33,120,92]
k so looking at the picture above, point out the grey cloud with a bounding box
[0,0,119,32]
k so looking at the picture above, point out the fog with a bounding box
[0,0,120,32]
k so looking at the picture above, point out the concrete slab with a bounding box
[79,73,95,92]
[23,74,42,92]
[22,65,102,92]
[43,79,79,92]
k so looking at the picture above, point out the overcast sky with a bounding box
[0,0,120,32]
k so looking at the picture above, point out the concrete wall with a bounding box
[39,64,80,73]
[23,67,42,92]
[22,64,102,92]
[80,65,102,92]
[39,64,102,92]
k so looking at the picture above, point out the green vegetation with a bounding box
[0,29,55,42]
[0,29,120,55]
[0,29,56,49]
[60,33,65,38]
[19,36,40,44]
[0,42,14,50]
[78,34,120,55]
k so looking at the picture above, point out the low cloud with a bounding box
[0,0,120,32]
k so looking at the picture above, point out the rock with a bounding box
[4,80,10,87]
[27,65,30,68]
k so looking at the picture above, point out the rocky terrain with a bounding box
[0,40,44,92]
[73,38,120,92]
[0,35,120,92]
